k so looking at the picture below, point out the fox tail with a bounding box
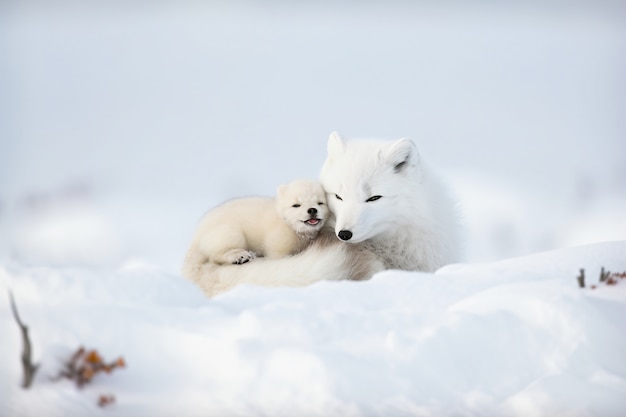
[182,230,383,298]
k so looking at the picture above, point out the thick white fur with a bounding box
[184,179,328,266]
[183,228,384,297]
[183,133,459,297]
[320,132,459,271]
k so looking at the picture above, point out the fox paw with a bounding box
[224,249,256,265]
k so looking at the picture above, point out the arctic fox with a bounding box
[320,132,459,271]
[183,133,459,297]
[184,179,329,266]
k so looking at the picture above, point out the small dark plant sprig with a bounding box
[56,346,126,388]
[578,267,626,290]
[8,290,39,389]
[577,269,586,288]
[98,394,116,408]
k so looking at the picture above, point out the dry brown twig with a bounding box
[7,289,126,408]
[98,394,116,408]
[580,267,626,290]
[576,269,585,288]
[8,290,39,389]
[57,346,126,388]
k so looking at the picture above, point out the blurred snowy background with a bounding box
[3,2,626,416]
[1,0,625,269]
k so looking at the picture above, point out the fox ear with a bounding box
[386,138,417,173]
[327,131,346,156]
[276,184,286,199]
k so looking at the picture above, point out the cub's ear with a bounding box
[386,138,418,173]
[276,184,287,199]
[327,131,346,156]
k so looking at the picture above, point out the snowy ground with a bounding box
[1,1,626,416]
[2,242,626,417]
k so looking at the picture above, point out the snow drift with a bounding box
[2,241,626,416]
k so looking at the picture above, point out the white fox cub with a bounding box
[183,133,459,297]
[185,179,329,266]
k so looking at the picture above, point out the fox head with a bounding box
[319,132,420,243]
[276,179,329,238]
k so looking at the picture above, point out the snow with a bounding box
[2,242,626,416]
[1,1,626,416]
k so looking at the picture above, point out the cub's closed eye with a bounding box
[292,204,301,208]
[335,194,343,201]
[318,202,325,205]
[366,195,382,202]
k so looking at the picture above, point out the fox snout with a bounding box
[337,230,353,241]
[307,207,317,216]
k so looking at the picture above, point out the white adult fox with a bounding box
[183,132,459,297]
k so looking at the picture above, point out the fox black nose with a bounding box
[338,230,352,241]
[307,208,317,215]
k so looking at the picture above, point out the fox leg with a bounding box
[197,226,256,265]
[220,249,256,265]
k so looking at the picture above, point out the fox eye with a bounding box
[335,194,343,201]
[292,204,301,208]
[366,195,382,202]
[318,202,325,205]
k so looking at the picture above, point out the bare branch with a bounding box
[8,290,39,389]
[599,267,610,283]
[576,268,585,288]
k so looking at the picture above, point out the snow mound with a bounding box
[2,240,626,416]
[9,192,122,267]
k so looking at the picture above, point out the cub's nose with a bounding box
[338,230,352,241]
[307,208,317,215]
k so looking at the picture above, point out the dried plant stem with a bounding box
[576,268,585,288]
[599,267,610,283]
[8,290,39,388]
